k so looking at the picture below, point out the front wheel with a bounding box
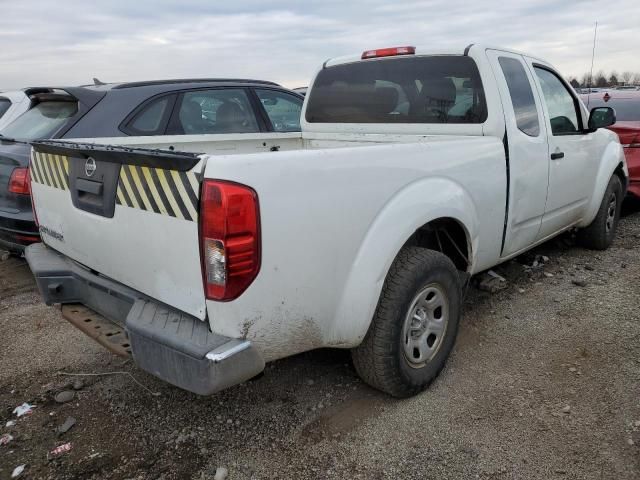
[577,174,623,250]
[351,247,461,398]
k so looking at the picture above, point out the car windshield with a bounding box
[0,99,78,140]
[585,96,640,122]
[306,55,487,124]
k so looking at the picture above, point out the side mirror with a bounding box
[588,106,616,130]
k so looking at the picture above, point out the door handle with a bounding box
[550,151,564,160]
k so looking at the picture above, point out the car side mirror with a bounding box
[588,106,616,130]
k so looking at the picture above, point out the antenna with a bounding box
[587,21,598,108]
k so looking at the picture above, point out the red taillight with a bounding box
[199,180,260,301]
[9,167,30,195]
[361,46,415,60]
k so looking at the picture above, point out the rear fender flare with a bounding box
[328,177,478,346]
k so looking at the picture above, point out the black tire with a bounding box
[577,174,623,250]
[351,247,461,398]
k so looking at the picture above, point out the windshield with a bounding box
[306,55,487,124]
[584,96,640,122]
[0,100,78,140]
[0,98,11,119]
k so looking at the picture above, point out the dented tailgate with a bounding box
[29,141,207,319]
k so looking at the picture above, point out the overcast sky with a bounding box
[1,0,638,90]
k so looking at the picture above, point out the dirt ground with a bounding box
[1,205,639,480]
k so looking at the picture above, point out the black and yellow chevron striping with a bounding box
[30,151,200,222]
[31,151,70,190]
[116,164,200,221]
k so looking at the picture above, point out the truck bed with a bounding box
[70,131,487,155]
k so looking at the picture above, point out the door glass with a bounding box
[534,67,580,135]
[498,57,540,136]
[255,89,303,132]
[173,89,259,134]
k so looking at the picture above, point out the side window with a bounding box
[255,89,303,132]
[126,95,173,135]
[498,57,540,137]
[534,67,581,135]
[170,89,259,135]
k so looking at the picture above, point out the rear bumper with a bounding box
[25,242,265,395]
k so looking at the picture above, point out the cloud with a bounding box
[0,0,638,89]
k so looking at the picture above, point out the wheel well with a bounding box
[614,162,627,191]
[408,218,471,272]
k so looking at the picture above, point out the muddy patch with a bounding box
[300,388,388,444]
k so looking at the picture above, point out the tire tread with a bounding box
[577,175,622,250]
[352,247,461,397]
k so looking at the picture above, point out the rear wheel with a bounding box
[577,175,623,250]
[351,247,461,398]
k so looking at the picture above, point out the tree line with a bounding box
[567,71,640,88]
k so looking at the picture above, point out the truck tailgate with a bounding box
[29,141,206,319]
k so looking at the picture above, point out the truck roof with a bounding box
[323,44,548,68]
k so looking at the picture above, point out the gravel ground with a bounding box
[1,204,639,480]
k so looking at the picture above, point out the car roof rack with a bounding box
[112,78,280,89]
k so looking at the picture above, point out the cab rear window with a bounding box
[305,55,487,124]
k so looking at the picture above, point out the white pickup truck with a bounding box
[26,44,626,398]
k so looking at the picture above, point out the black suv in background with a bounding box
[0,79,304,252]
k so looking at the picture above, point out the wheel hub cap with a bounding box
[402,284,449,367]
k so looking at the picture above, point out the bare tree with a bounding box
[595,70,608,88]
[574,70,639,88]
